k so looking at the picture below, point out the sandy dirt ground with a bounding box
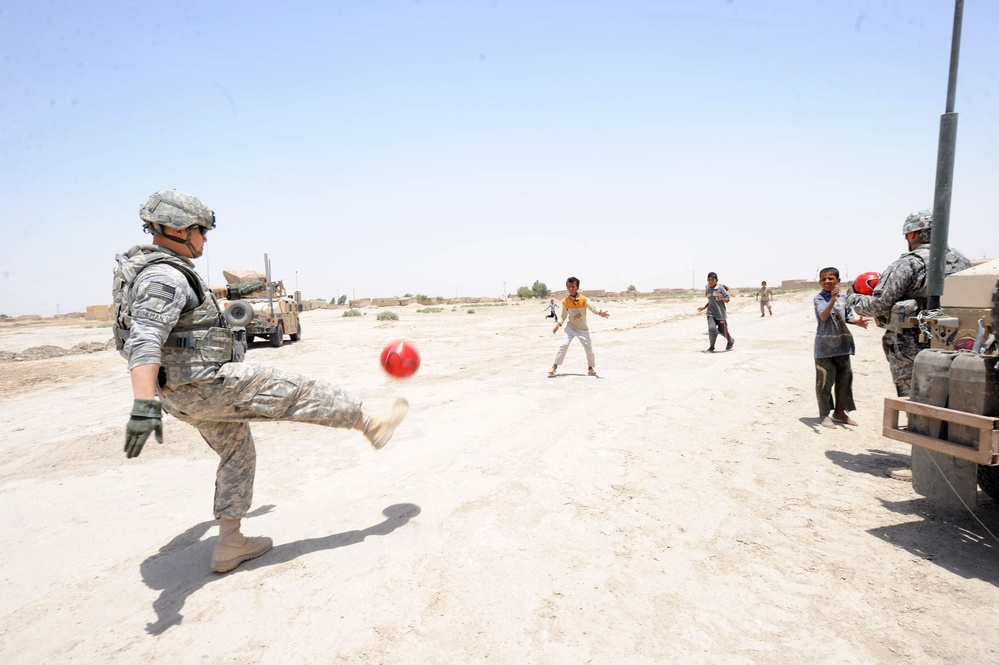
[1,292,998,664]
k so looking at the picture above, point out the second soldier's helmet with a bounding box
[140,189,216,231]
[902,209,932,235]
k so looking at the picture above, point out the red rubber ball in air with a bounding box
[380,340,421,378]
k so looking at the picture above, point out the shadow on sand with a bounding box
[140,502,421,635]
[869,496,999,587]
[825,448,911,478]
[823,444,999,585]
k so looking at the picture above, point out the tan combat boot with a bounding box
[211,518,273,573]
[354,398,409,450]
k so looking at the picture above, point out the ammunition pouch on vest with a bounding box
[882,299,923,333]
[166,327,246,363]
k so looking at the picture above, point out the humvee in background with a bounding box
[219,258,302,348]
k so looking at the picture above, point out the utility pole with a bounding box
[926,0,965,309]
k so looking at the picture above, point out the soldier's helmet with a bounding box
[140,189,216,231]
[902,209,932,235]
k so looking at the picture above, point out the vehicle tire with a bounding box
[979,465,999,503]
[223,300,254,327]
[290,323,301,342]
[269,323,284,348]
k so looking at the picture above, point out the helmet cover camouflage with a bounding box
[902,209,932,235]
[139,190,216,231]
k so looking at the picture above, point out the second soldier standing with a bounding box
[847,208,971,480]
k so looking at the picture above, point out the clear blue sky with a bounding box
[2,0,997,316]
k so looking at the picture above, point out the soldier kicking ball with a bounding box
[113,189,408,572]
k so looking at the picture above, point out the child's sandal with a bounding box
[548,369,557,378]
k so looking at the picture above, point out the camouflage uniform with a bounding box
[848,245,971,396]
[114,245,361,519]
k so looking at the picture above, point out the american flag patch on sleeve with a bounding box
[147,282,176,302]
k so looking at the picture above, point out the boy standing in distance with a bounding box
[549,277,610,378]
[814,267,869,428]
[697,272,734,352]
[756,280,774,316]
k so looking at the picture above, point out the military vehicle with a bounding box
[879,2,999,509]
[882,262,999,507]
[221,254,303,348]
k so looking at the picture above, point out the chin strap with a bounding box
[148,224,201,258]
[180,227,202,258]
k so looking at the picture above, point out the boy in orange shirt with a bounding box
[549,276,610,378]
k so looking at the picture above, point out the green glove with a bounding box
[226,281,265,298]
[125,399,163,459]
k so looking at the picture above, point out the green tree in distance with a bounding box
[532,280,550,297]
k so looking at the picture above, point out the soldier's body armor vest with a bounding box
[112,245,245,387]
[879,245,968,332]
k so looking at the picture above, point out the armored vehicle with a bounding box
[220,255,302,348]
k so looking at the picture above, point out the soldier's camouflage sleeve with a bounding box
[845,300,858,323]
[847,255,919,318]
[124,264,193,371]
[947,247,973,273]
